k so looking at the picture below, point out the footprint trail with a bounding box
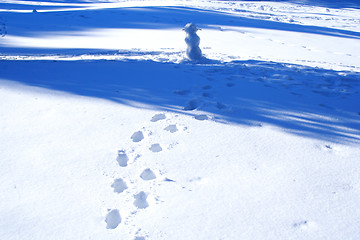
[104,112,189,237]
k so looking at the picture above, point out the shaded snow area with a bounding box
[1,0,360,239]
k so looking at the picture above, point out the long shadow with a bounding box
[1,3,359,143]
[1,6,359,39]
[1,58,359,144]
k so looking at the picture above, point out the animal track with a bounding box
[140,168,156,181]
[131,131,144,142]
[134,191,149,209]
[151,113,166,122]
[149,144,162,152]
[164,124,178,133]
[111,178,128,193]
[105,209,121,229]
[116,150,129,167]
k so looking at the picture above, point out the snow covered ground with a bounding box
[1,0,360,239]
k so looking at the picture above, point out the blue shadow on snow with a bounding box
[0,58,359,144]
[1,6,359,40]
[1,4,359,143]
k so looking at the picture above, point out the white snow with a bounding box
[1,0,360,239]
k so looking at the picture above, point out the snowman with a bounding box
[184,23,202,61]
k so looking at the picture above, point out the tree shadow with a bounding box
[1,3,359,144]
[1,58,359,144]
[2,6,359,40]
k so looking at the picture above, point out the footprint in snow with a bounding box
[164,124,178,133]
[0,23,7,37]
[318,103,333,110]
[105,209,121,229]
[111,178,128,193]
[131,131,144,142]
[194,114,208,121]
[134,191,149,209]
[116,150,129,167]
[202,85,213,98]
[173,89,190,96]
[184,99,199,111]
[151,113,166,122]
[202,92,213,98]
[149,144,162,152]
[134,237,146,240]
[140,168,156,181]
[216,102,226,110]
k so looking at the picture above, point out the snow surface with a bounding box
[1,0,360,239]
